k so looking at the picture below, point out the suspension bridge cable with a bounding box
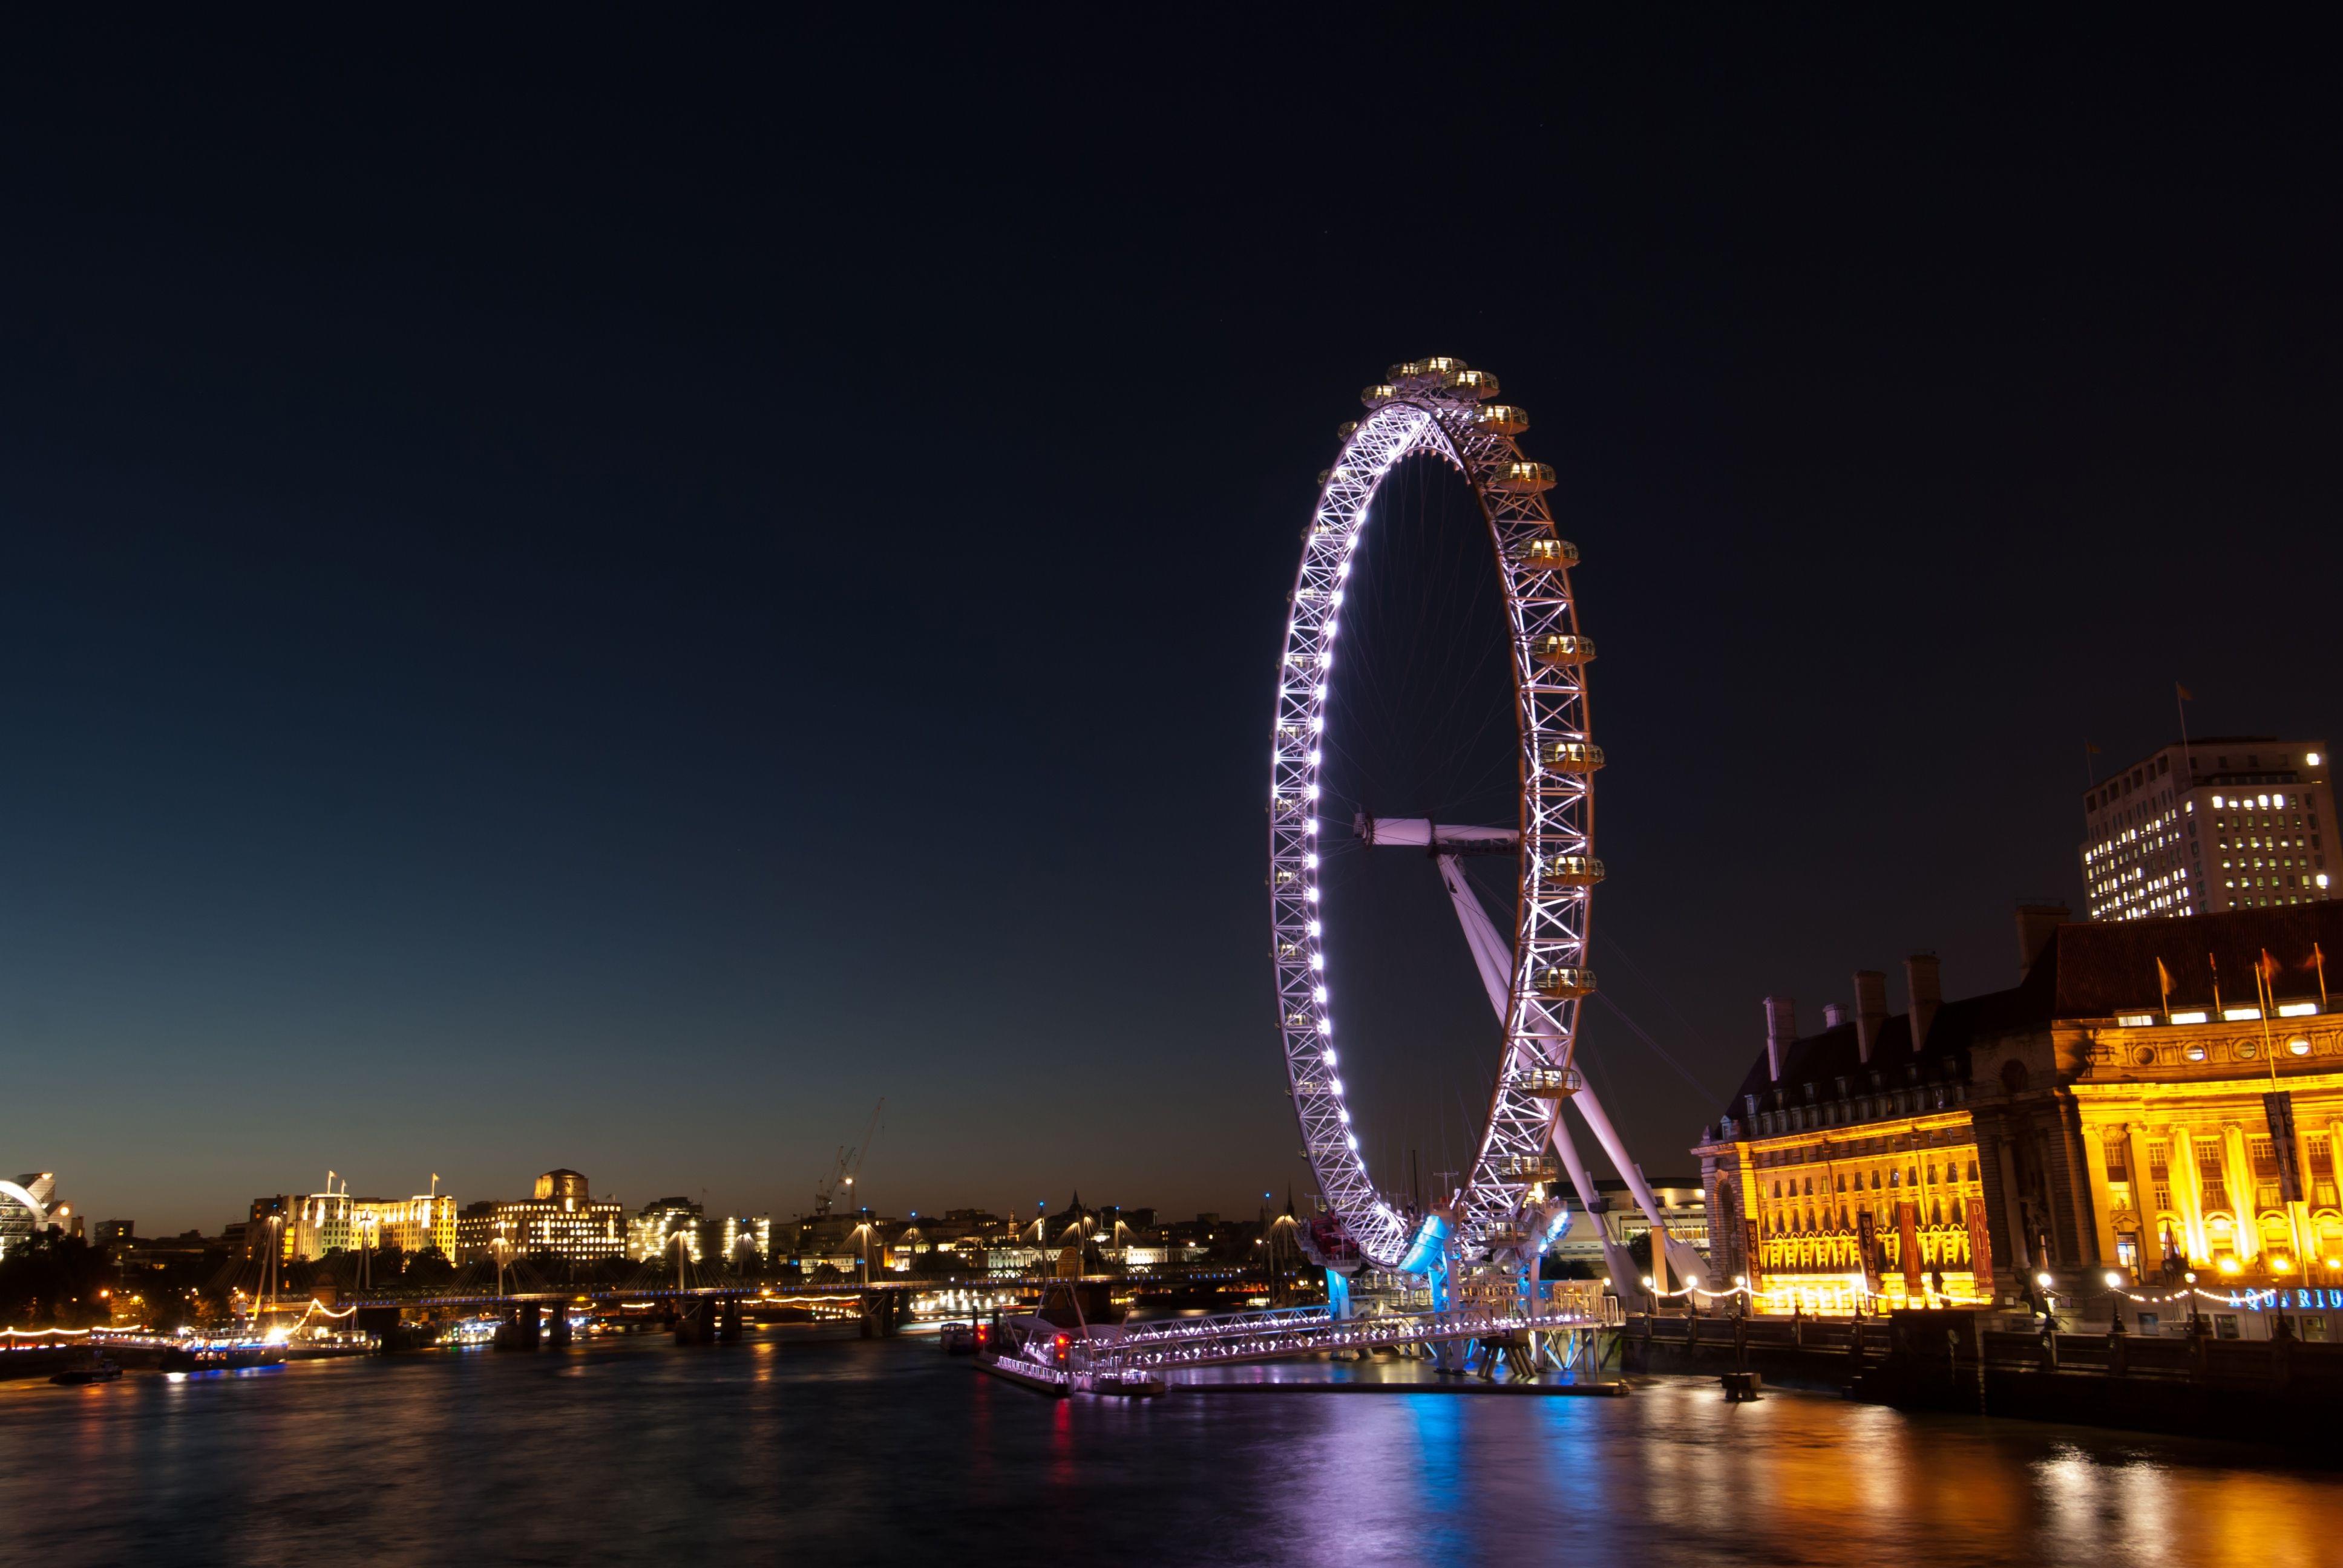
[1588,991,1729,1101]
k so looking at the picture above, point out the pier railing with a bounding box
[1081,1300,1618,1376]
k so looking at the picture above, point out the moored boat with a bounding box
[974,1280,1164,1398]
[161,1336,288,1374]
[50,1356,123,1386]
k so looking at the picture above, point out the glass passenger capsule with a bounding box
[1487,460,1557,494]
[1511,1066,1583,1100]
[1515,537,1579,572]
[1531,634,1595,665]
[1536,741,1604,774]
[1497,1154,1562,1183]
[1335,420,1357,440]
[1361,383,1398,407]
[1544,854,1605,885]
[1532,965,1598,998]
[1476,404,1529,436]
[1443,368,1499,400]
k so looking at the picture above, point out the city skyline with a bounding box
[4,16,2339,1239]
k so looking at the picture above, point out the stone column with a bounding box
[2224,1123,2258,1263]
[2328,1119,2343,1210]
[1964,1192,1994,1295]
[2173,1126,2209,1264]
[1993,1133,2033,1273]
[2078,1120,2120,1267]
[2126,1124,2159,1266]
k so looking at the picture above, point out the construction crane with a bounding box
[813,1097,883,1216]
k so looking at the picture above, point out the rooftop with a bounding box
[1716,900,2343,1124]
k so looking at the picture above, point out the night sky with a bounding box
[3,18,2336,1234]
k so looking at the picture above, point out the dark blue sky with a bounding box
[2,17,2337,1233]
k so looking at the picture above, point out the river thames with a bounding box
[4,1334,2338,1566]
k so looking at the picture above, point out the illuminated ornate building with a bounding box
[1697,901,2343,1316]
[252,1180,456,1260]
[1971,904,2343,1303]
[2080,736,2330,921]
[350,1193,457,1256]
[453,1169,624,1264]
[286,1187,353,1260]
[1695,952,1994,1313]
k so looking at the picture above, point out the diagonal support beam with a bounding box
[1429,852,1706,1287]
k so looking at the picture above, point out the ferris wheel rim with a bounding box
[1268,364,1596,1272]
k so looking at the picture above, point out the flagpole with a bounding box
[2256,953,2279,1088]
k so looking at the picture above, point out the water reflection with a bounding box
[2,1336,2336,1567]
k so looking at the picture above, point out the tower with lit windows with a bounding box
[2080,738,2332,921]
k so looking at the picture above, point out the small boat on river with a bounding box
[50,1356,123,1386]
[973,1279,1164,1399]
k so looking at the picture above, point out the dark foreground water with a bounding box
[4,1333,2339,1567]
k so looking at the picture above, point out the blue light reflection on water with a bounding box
[4,1334,2340,1567]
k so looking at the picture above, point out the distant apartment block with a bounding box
[2080,737,2332,921]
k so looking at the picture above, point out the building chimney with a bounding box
[1822,1001,1849,1028]
[1852,970,1888,1063]
[2014,902,2068,980]
[1763,996,1797,1082]
[1905,953,1942,1053]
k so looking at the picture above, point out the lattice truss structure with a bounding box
[1270,358,1599,1270]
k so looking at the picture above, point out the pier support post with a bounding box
[675,1299,718,1345]
[497,1301,543,1350]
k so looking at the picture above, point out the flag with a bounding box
[2259,949,2282,985]
[2266,1093,2305,1204]
[2085,741,2103,754]
[2156,956,2173,1000]
[2177,682,2194,701]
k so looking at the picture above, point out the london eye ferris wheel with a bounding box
[1268,357,1702,1290]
